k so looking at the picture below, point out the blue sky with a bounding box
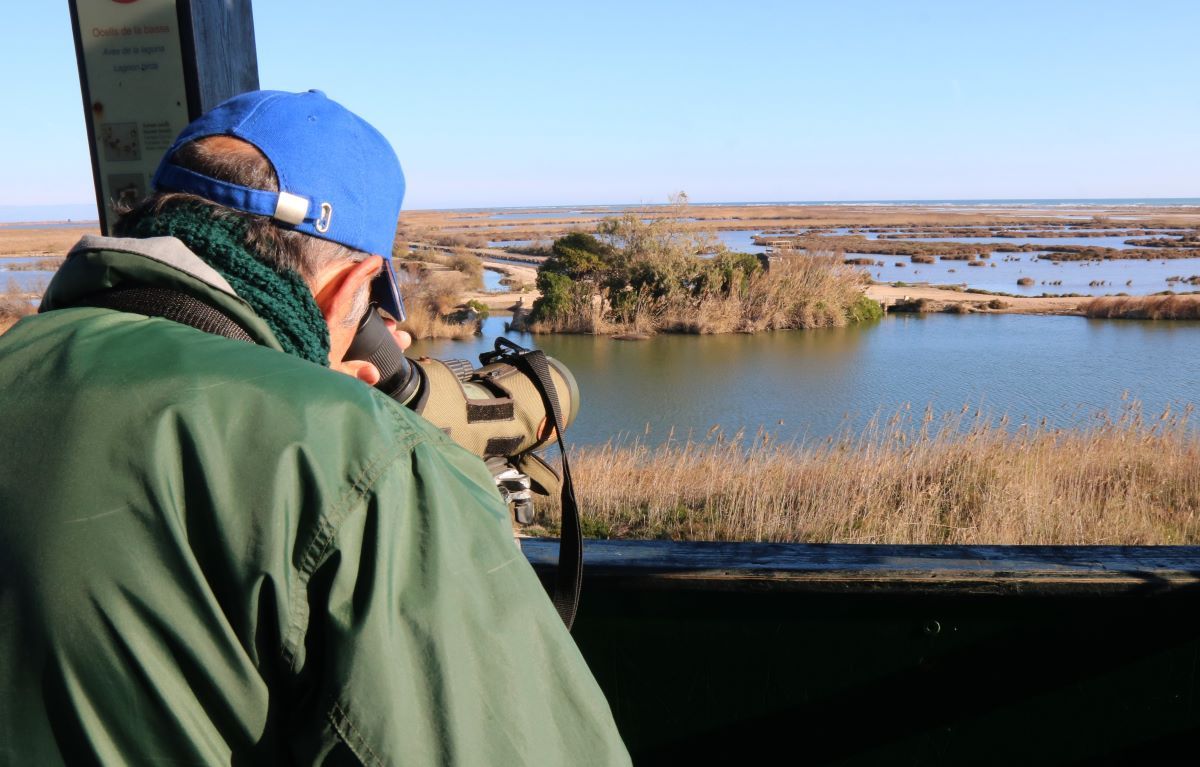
[3,1,1198,215]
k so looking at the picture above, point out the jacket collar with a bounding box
[71,235,237,295]
[40,235,284,352]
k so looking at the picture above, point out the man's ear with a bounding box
[312,255,382,327]
[312,255,382,384]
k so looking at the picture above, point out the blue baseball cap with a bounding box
[153,89,407,320]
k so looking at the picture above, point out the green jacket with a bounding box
[0,235,629,766]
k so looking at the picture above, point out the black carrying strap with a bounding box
[77,286,256,344]
[484,337,583,630]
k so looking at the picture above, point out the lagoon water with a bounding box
[481,267,505,291]
[901,235,1152,249]
[0,257,58,293]
[819,229,1170,249]
[714,230,769,253]
[726,230,1200,295]
[495,230,771,253]
[410,313,1200,447]
[854,252,1200,295]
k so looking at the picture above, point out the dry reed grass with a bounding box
[524,295,614,335]
[396,303,478,340]
[731,250,872,331]
[398,204,1200,245]
[399,247,484,290]
[394,266,479,340]
[0,226,97,256]
[0,279,36,334]
[1081,295,1200,320]
[530,403,1200,545]
[528,248,875,335]
[3,257,63,271]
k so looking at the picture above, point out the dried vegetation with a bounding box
[1081,295,1200,320]
[530,404,1200,544]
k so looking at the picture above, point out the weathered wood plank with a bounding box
[544,539,1200,761]
[522,539,1200,594]
[178,0,260,118]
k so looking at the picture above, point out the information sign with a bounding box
[69,0,191,233]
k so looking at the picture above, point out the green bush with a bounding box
[530,201,875,334]
[531,270,579,321]
[465,299,490,320]
[846,295,884,323]
[700,251,762,296]
[544,233,613,282]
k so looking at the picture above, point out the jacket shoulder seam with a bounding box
[299,405,427,576]
[280,405,427,672]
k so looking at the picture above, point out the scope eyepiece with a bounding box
[344,305,423,405]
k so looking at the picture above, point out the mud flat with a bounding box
[865,284,1084,316]
[0,224,98,258]
[400,202,1200,246]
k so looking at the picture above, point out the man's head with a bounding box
[119,89,408,381]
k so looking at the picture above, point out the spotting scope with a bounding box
[345,306,579,523]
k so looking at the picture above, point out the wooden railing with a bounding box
[525,540,1200,765]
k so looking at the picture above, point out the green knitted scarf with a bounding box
[119,204,330,366]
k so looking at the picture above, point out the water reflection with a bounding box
[411,314,1200,446]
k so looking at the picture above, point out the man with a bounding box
[0,90,629,765]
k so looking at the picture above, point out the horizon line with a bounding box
[4,195,1200,225]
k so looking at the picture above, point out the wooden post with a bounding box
[68,0,259,234]
[176,0,260,120]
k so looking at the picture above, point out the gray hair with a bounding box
[114,136,363,284]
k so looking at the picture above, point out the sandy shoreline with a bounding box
[456,263,1091,318]
[469,259,539,311]
[864,284,1085,315]
[463,277,1089,318]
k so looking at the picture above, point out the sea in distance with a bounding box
[452,197,1200,214]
